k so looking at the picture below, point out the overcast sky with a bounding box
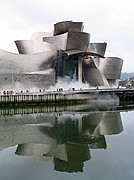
[0,0,134,72]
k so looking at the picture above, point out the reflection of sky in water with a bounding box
[0,146,53,180]
[0,111,134,180]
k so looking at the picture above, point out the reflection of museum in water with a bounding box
[0,109,123,172]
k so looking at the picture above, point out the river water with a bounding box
[0,103,134,180]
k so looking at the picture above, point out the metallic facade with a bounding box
[0,21,123,90]
[0,49,57,90]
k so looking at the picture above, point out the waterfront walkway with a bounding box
[0,87,133,106]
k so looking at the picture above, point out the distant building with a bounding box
[127,77,134,87]
[0,21,123,90]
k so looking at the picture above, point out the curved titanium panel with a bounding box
[66,31,90,51]
[54,21,83,36]
[99,57,123,79]
[15,40,33,54]
[15,40,57,54]
[0,49,57,89]
[82,57,109,87]
[15,32,56,54]
[33,41,57,54]
[88,43,107,58]
[54,22,69,36]
[0,49,57,73]
[43,33,68,50]
[44,31,90,51]
[69,22,84,32]
[31,32,57,53]
[0,50,57,90]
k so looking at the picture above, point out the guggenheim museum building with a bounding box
[0,21,123,91]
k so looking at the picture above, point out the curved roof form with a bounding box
[15,40,57,54]
[43,31,90,51]
[43,32,68,50]
[87,43,107,58]
[53,21,84,36]
[0,49,57,73]
[15,32,57,54]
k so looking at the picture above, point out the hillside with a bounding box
[120,72,134,80]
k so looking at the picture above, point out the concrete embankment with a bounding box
[0,88,133,107]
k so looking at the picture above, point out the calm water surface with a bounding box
[0,106,134,180]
